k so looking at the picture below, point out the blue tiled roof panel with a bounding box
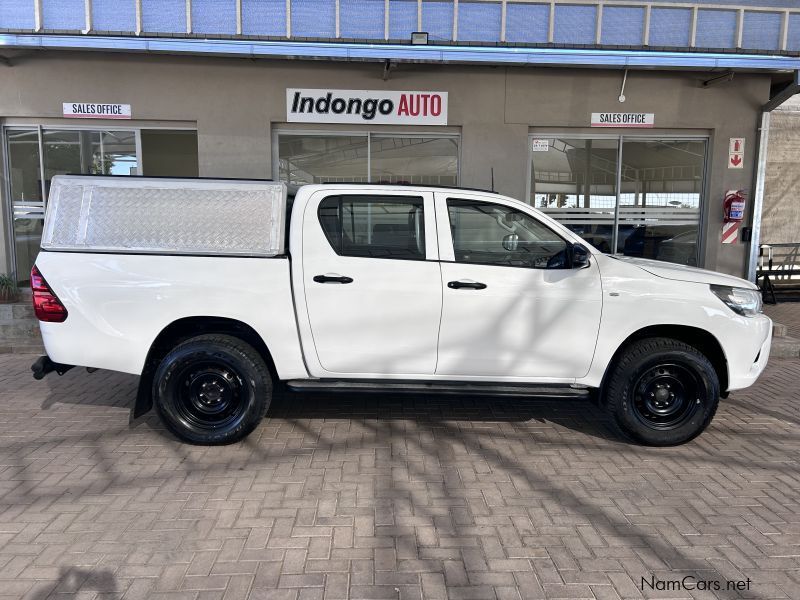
[0,0,35,29]
[649,8,692,47]
[695,9,737,49]
[42,0,84,30]
[554,4,597,45]
[601,6,644,46]
[341,0,385,39]
[142,0,185,33]
[242,0,286,37]
[743,11,783,51]
[505,3,549,45]
[422,1,454,42]
[389,0,418,40]
[458,2,502,43]
[93,0,136,32]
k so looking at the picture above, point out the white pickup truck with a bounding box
[30,175,771,446]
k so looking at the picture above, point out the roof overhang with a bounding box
[2,33,800,72]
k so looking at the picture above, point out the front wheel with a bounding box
[604,337,720,446]
[153,334,272,444]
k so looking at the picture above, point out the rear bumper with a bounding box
[727,316,772,391]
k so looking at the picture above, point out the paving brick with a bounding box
[1,350,800,599]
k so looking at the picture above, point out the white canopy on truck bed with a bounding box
[41,175,287,257]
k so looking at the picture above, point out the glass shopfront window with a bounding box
[4,127,199,285]
[276,132,459,186]
[530,135,706,266]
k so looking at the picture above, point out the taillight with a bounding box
[31,265,68,323]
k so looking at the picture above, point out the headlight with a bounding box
[710,285,763,317]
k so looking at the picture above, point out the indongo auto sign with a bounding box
[287,89,448,125]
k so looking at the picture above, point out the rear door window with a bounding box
[318,195,426,260]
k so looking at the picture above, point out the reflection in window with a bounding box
[277,133,459,186]
[43,129,138,198]
[619,139,705,265]
[318,195,425,260]
[530,138,618,253]
[531,137,706,266]
[6,129,43,285]
[448,199,569,269]
[279,135,368,185]
[370,136,458,185]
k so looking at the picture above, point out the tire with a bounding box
[152,334,272,445]
[603,337,720,446]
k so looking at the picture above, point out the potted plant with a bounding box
[0,274,19,304]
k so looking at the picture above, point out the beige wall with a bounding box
[763,110,800,245]
[0,51,772,277]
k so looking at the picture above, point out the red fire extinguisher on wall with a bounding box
[723,190,746,223]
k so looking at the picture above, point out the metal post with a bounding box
[747,111,770,282]
[548,1,555,43]
[595,3,603,45]
[643,5,651,46]
[500,0,506,43]
[34,0,43,31]
[186,0,192,34]
[453,0,459,42]
[135,0,142,35]
[236,0,242,35]
[612,138,623,255]
[736,8,744,48]
[384,0,389,40]
[84,0,92,32]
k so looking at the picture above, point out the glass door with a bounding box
[618,138,706,266]
[529,137,619,253]
[530,135,707,266]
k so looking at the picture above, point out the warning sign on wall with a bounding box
[728,137,745,169]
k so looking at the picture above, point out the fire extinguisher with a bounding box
[723,190,746,223]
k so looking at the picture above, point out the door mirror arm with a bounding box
[570,243,591,269]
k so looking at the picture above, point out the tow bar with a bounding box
[31,356,74,380]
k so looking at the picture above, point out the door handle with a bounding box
[447,280,487,290]
[313,274,354,284]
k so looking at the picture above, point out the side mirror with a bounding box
[502,234,519,251]
[571,243,590,268]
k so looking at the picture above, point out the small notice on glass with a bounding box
[531,139,550,152]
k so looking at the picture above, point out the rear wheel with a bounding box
[153,334,271,444]
[604,337,720,446]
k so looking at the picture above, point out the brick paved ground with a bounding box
[765,302,800,339]
[0,352,798,600]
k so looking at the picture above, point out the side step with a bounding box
[285,379,592,399]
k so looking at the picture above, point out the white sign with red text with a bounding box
[63,103,131,119]
[287,89,448,125]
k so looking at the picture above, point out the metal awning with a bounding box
[2,33,800,71]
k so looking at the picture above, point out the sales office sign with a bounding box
[287,89,448,125]
[63,103,132,119]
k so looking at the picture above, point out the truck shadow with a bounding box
[267,388,619,442]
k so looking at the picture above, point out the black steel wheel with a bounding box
[604,337,720,446]
[153,334,271,444]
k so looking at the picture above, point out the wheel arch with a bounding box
[134,316,277,418]
[598,324,729,407]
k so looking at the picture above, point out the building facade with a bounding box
[2,0,800,285]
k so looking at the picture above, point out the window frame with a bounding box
[436,192,573,270]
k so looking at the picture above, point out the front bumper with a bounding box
[726,315,772,391]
